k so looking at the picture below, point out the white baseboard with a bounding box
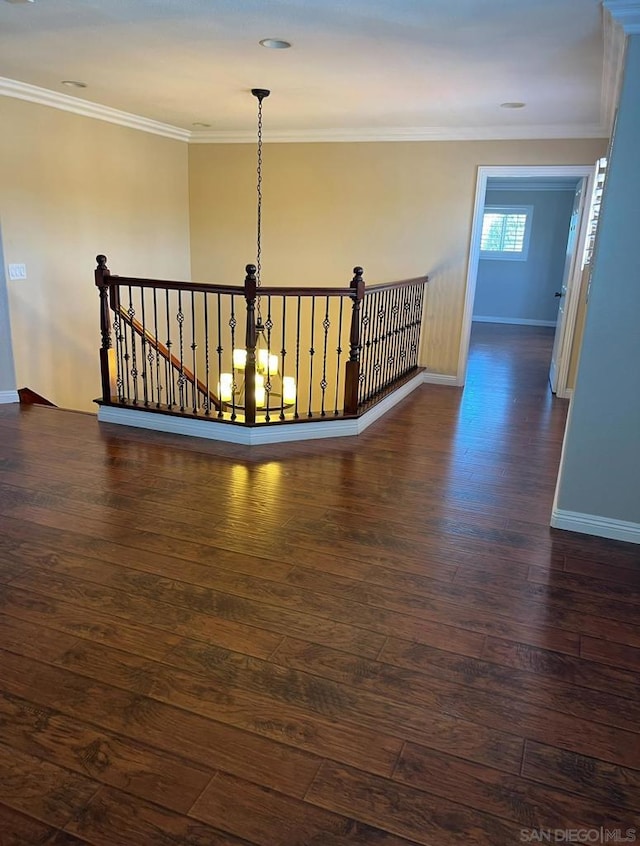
[422,372,461,387]
[98,372,426,445]
[0,390,19,404]
[551,507,640,545]
[473,316,557,327]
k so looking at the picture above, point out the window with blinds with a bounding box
[480,205,533,261]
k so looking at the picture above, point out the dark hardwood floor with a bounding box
[0,322,638,845]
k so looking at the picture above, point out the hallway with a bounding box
[0,323,638,845]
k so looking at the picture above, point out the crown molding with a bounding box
[601,5,628,132]
[600,1,640,134]
[189,123,608,144]
[0,77,190,142]
[0,76,608,145]
[603,0,640,33]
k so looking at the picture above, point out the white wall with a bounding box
[473,188,576,325]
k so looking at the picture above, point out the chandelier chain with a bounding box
[256,95,264,323]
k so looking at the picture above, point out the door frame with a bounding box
[457,164,595,397]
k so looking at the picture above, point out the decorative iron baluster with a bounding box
[165,290,174,408]
[409,283,425,367]
[388,286,402,385]
[126,286,140,405]
[204,292,211,415]
[369,289,382,401]
[294,296,301,420]
[376,288,387,397]
[152,289,161,407]
[307,296,316,418]
[378,288,391,395]
[177,291,186,411]
[190,291,198,414]
[215,292,222,418]
[140,289,149,407]
[398,289,411,376]
[399,286,411,376]
[109,278,125,405]
[359,290,373,406]
[320,295,330,417]
[279,295,287,421]
[264,295,273,423]
[380,288,392,393]
[334,297,344,415]
[229,294,237,421]
[113,303,124,403]
[408,283,421,369]
[121,290,132,403]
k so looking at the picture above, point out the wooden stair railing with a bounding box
[95,254,429,424]
[115,303,222,412]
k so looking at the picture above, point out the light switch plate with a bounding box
[8,263,27,280]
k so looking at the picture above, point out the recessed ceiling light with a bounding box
[192,122,211,128]
[259,38,291,49]
[61,80,87,88]
[500,101,526,109]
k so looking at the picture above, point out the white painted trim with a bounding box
[556,386,573,400]
[472,317,557,327]
[0,390,19,404]
[0,77,190,142]
[551,507,640,545]
[190,124,608,144]
[458,165,595,388]
[458,168,489,386]
[97,372,425,445]
[553,174,595,396]
[0,78,609,143]
[485,179,580,192]
[422,372,461,387]
[603,1,640,34]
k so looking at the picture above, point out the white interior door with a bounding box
[549,181,586,393]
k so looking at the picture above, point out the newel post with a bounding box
[244,263,258,424]
[343,266,365,415]
[95,254,117,403]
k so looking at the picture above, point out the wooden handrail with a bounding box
[116,304,222,412]
[107,276,243,296]
[364,275,429,294]
[108,275,355,299]
[103,274,428,299]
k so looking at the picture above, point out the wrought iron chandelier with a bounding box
[218,89,296,410]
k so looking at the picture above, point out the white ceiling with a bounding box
[0,0,611,141]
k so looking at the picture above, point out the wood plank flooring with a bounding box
[0,323,639,845]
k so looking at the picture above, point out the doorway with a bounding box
[458,165,595,398]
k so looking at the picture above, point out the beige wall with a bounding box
[0,97,191,412]
[189,138,606,376]
[0,102,606,414]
